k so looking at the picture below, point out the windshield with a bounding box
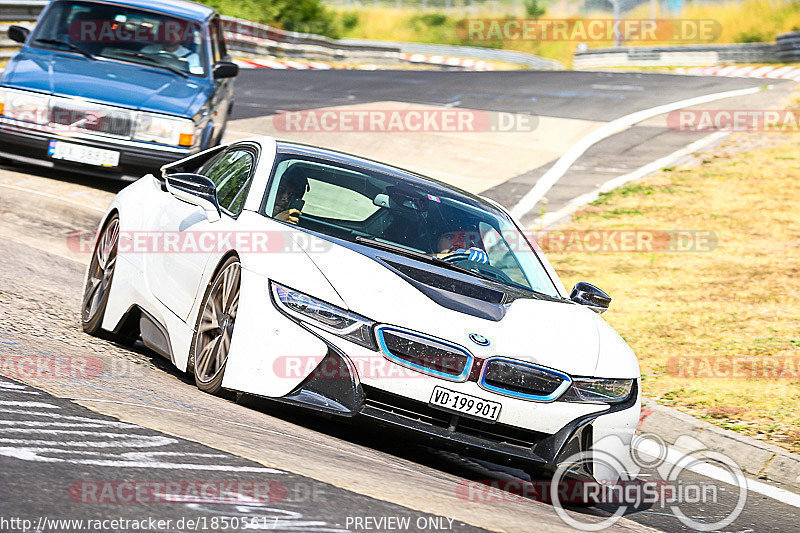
[264,152,560,297]
[32,0,208,76]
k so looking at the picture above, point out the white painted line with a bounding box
[509,86,764,220]
[0,183,106,213]
[0,420,133,428]
[0,382,29,389]
[533,131,729,228]
[0,401,59,408]
[636,439,800,508]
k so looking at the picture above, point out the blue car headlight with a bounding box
[560,378,634,404]
[270,281,376,350]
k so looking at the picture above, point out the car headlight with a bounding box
[270,282,376,350]
[0,88,50,124]
[133,112,195,147]
[561,377,634,404]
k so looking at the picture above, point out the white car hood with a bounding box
[297,236,637,378]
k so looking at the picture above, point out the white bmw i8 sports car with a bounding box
[82,136,640,482]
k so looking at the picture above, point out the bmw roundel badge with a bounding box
[469,333,490,346]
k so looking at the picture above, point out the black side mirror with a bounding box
[213,61,239,80]
[8,25,30,44]
[570,282,611,314]
[165,173,221,222]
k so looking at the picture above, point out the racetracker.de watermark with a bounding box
[457,478,718,506]
[272,109,537,133]
[530,229,717,253]
[668,109,800,132]
[67,229,717,255]
[459,18,720,42]
[0,333,140,379]
[66,230,332,255]
[70,481,288,504]
[666,355,800,378]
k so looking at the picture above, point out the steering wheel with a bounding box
[442,254,516,285]
[441,253,465,264]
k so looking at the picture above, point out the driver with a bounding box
[436,230,489,264]
[272,167,310,225]
[140,25,200,73]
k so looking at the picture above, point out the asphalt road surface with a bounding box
[1,69,798,532]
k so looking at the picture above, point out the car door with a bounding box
[144,145,257,322]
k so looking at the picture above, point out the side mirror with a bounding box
[165,173,221,222]
[8,25,30,44]
[570,282,611,314]
[213,61,239,80]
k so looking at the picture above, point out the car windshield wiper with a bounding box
[354,236,508,287]
[34,38,95,59]
[110,51,188,78]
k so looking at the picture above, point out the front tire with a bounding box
[82,214,119,336]
[189,256,241,396]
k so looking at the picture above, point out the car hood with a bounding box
[289,233,638,379]
[2,49,210,117]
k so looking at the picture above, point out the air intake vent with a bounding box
[382,260,505,304]
[376,326,473,381]
[479,358,571,402]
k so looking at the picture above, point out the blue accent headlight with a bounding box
[270,281,376,350]
[561,377,634,404]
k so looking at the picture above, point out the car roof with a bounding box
[80,0,216,21]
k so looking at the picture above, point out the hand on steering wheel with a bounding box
[442,247,489,264]
[275,208,301,224]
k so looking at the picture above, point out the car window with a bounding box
[263,154,559,297]
[303,178,380,221]
[200,149,254,215]
[209,17,225,64]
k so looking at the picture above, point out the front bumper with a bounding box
[0,122,194,179]
[278,343,640,479]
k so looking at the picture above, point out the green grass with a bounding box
[547,132,800,453]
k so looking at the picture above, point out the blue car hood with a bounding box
[2,50,210,117]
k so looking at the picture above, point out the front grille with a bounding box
[479,358,571,402]
[51,101,132,137]
[362,385,548,449]
[376,327,472,381]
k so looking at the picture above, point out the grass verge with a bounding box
[332,0,800,66]
[546,133,800,453]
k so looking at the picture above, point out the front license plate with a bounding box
[429,386,502,422]
[48,140,120,167]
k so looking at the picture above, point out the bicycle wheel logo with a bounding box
[550,433,748,531]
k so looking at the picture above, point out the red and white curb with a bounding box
[677,65,800,81]
[399,53,494,71]
[232,58,336,70]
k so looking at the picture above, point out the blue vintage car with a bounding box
[0,0,238,179]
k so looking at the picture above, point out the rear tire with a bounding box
[188,256,240,397]
[82,215,119,337]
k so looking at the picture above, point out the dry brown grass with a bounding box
[546,133,800,452]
